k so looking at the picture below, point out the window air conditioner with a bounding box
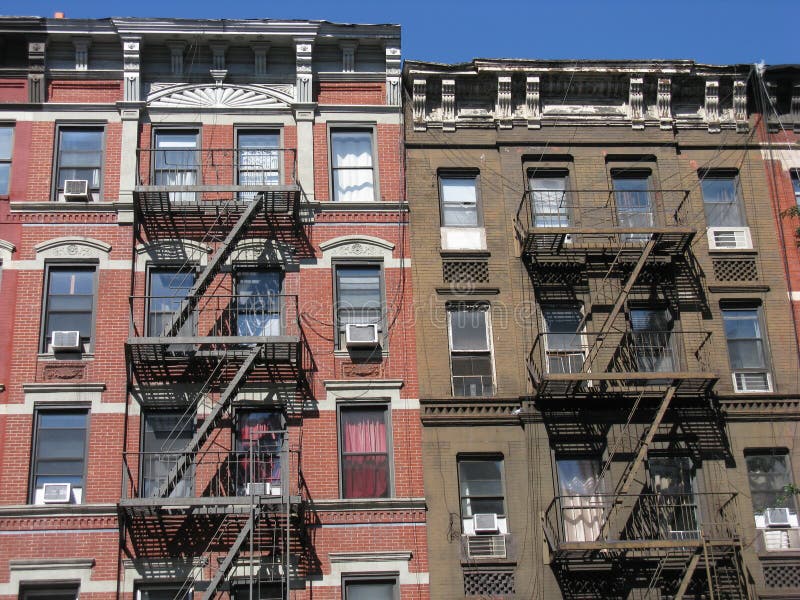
[765,507,792,527]
[63,179,90,202]
[473,513,500,534]
[345,323,379,347]
[466,534,507,559]
[245,482,271,496]
[51,330,81,351]
[707,227,752,250]
[42,482,72,503]
[733,371,772,393]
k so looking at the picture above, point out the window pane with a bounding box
[441,177,478,227]
[337,267,381,309]
[39,412,87,429]
[702,177,743,227]
[345,581,395,600]
[530,176,569,228]
[723,310,760,339]
[746,454,795,512]
[0,127,12,160]
[333,168,374,202]
[543,307,583,351]
[49,270,94,295]
[0,163,8,195]
[33,411,87,494]
[557,459,603,495]
[341,409,387,453]
[38,430,86,458]
[459,460,503,496]
[449,309,489,351]
[332,132,373,167]
[341,408,389,499]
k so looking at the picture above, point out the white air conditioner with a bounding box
[41,482,72,503]
[733,371,772,393]
[707,227,752,250]
[473,513,500,534]
[765,507,792,527]
[345,323,379,347]
[51,330,81,351]
[245,482,271,496]
[63,179,90,202]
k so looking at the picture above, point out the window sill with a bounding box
[37,352,94,361]
[10,201,118,213]
[311,497,426,511]
[334,349,389,359]
[0,503,117,517]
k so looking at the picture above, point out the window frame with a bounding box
[39,263,98,354]
[457,454,507,531]
[540,304,586,375]
[19,583,80,600]
[527,168,571,228]
[700,169,747,228]
[139,410,196,499]
[447,303,495,397]
[0,123,14,196]
[328,124,379,202]
[28,407,90,505]
[52,123,106,202]
[333,261,385,351]
[337,403,393,500]
[744,449,798,516]
[721,303,772,392]
[232,268,284,337]
[151,127,201,203]
[235,126,283,198]
[145,264,198,338]
[135,582,193,600]
[438,169,482,228]
[341,573,399,600]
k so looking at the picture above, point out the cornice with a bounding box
[420,397,522,426]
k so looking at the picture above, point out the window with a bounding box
[629,308,675,373]
[237,130,280,201]
[529,171,569,228]
[147,268,196,337]
[137,585,193,600]
[30,410,88,504]
[339,406,390,499]
[334,265,383,349]
[330,129,375,201]
[342,576,398,600]
[458,457,506,533]
[557,458,604,542]
[230,582,283,600]
[702,172,745,227]
[648,456,698,537]
[20,584,80,600]
[235,411,283,496]
[722,307,771,392]
[54,126,103,201]
[613,172,653,242]
[439,173,479,227]
[0,125,13,195]
[41,266,95,353]
[154,130,199,202]
[448,305,494,397]
[542,306,584,374]
[235,270,282,337]
[792,170,800,206]
[141,412,194,498]
[745,451,797,515]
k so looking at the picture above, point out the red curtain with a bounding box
[342,409,388,498]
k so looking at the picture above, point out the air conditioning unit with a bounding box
[63,179,90,202]
[765,508,792,527]
[51,330,81,351]
[733,371,772,393]
[345,323,379,347]
[473,513,500,534]
[466,534,507,559]
[41,482,72,503]
[707,227,752,250]
[245,482,271,496]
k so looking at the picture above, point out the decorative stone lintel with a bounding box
[497,76,512,129]
[329,551,412,564]
[629,76,644,130]
[705,79,720,133]
[442,78,456,132]
[413,78,427,131]
[657,78,672,129]
[734,79,748,132]
[73,37,91,71]
[340,40,357,73]
[166,40,186,77]
[526,75,541,129]
[252,43,270,77]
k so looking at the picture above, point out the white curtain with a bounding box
[557,459,605,542]
[332,132,374,202]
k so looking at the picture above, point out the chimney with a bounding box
[54,11,65,18]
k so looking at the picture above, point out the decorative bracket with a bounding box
[385,43,401,107]
[27,38,46,103]
[705,79,720,133]
[252,43,270,77]
[526,75,541,129]
[121,36,141,102]
[73,37,91,71]
[629,76,644,130]
[166,41,186,77]
[657,78,672,129]
[442,79,456,132]
[497,76,512,129]
[733,79,748,133]
[413,79,427,131]
[295,38,314,104]
[341,41,357,73]
[209,42,227,71]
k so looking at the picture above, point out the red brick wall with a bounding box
[317,82,385,105]
[0,79,27,103]
[47,80,122,103]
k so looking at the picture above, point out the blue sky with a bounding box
[2,0,794,66]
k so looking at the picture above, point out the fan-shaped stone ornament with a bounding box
[147,83,295,108]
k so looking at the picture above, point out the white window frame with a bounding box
[447,304,495,397]
[329,125,378,202]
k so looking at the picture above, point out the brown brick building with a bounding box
[404,59,800,598]
[0,17,428,600]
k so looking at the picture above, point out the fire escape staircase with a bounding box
[203,510,258,600]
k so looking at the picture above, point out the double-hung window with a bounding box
[702,172,751,249]
[235,410,283,497]
[21,584,80,600]
[154,130,199,203]
[722,307,771,392]
[141,411,194,498]
[448,305,494,397]
[235,270,282,337]
[342,576,398,600]
[542,306,584,374]
[629,308,675,373]
[746,451,796,516]
[0,125,13,195]
[41,266,95,353]
[330,129,375,202]
[529,171,569,228]
[335,265,383,349]
[458,457,506,534]
[613,172,653,242]
[30,409,88,504]
[440,173,479,227]
[55,126,103,201]
[147,269,196,337]
[339,406,390,499]
[237,130,280,201]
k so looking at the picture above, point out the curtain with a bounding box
[557,459,604,542]
[341,409,388,498]
[630,309,675,372]
[237,412,282,494]
[332,132,374,202]
[155,134,198,202]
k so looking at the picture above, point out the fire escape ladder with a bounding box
[203,510,258,600]
[156,346,262,498]
[581,238,657,371]
[673,550,702,600]
[702,539,751,600]
[163,196,265,338]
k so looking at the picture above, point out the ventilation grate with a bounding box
[443,260,489,284]
[764,564,800,588]
[463,570,515,596]
[713,258,758,282]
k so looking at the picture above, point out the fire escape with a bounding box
[118,145,313,600]
[515,187,751,599]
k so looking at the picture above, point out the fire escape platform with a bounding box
[119,494,303,514]
[126,337,300,364]
[530,371,718,400]
[519,228,696,260]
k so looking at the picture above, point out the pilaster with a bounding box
[657,78,672,130]
[792,84,800,132]
[294,107,316,201]
[295,38,314,104]
[252,43,270,77]
[413,79,427,131]
[73,37,91,71]
[705,79,720,133]
[121,36,141,102]
[385,43,401,107]
[166,41,186,77]
[341,41,357,73]
[733,79,748,133]
[27,38,46,103]
[629,76,644,130]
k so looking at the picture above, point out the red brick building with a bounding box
[0,17,427,600]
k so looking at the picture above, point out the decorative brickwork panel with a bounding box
[713,258,758,282]
[463,570,515,596]
[764,564,800,588]
[443,260,489,284]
